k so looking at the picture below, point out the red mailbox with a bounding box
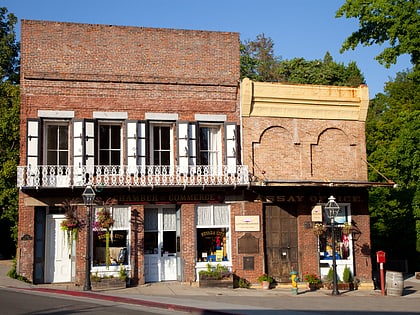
[376,250,386,264]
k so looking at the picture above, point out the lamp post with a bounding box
[325,195,340,296]
[82,185,95,291]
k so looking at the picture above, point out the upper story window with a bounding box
[44,121,69,166]
[199,125,221,166]
[150,123,174,166]
[151,125,173,165]
[98,122,122,166]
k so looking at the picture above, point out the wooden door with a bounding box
[264,205,298,282]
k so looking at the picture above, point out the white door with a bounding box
[144,206,177,282]
[45,215,72,283]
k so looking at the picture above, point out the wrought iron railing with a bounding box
[17,165,249,189]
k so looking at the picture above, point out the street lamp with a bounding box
[325,195,340,296]
[82,185,95,291]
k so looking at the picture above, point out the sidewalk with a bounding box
[1,260,420,315]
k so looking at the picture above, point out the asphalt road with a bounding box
[0,288,193,315]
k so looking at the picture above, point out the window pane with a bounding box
[110,125,121,149]
[200,127,209,150]
[196,228,228,262]
[47,125,58,150]
[59,151,68,165]
[161,151,170,165]
[47,151,57,165]
[100,150,109,165]
[144,232,158,254]
[111,151,120,165]
[200,152,209,165]
[153,126,160,150]
[161,127,170,150]
[162,231,176,254]
[99,125,109,149]
[58,126,68,150]
[93,230,128,266]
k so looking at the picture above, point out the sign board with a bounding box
[376,251,386,263]
[311,205,323,222]
[235,216,260,231]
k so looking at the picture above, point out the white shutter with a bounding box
[27,119,39,173]
[177,121,189,174]
[85,120,95,173]
[73,120,84,185]
[138,121,146,171]
[225,123,237,174]
[126,121,138,174]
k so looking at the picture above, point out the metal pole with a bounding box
[331,217,339,296]
[83,203,92,291]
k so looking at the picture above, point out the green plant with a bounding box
[238,277,251,288]
[119,264,128,282]
[7,258,31,283]
[199,263,231,280]
[257,273,273,283]
[303,272,321,285]
[342,265,353,283]
[326,267,341,283]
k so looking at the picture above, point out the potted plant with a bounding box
[304,272,322,290]
[339,265,355,291]
[258,273,273,289]
[198,263,233,288]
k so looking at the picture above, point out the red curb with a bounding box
[10,286,241,315]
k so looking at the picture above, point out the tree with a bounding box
[240,34,365,86]
[0,7,20,258]
[366,70,420,270]
[336,0,420,69]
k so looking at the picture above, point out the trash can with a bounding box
[386,271,404,296]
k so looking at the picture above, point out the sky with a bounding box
[3,0,413,98]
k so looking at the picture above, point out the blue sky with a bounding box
[4,0,413,98]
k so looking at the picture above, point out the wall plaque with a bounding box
[243,256,254,270]
[238,233,259,254]
[235,215,260,231]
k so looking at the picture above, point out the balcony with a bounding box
[17,165,249,189]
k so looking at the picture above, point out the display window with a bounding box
[318,203,354,278]
[195,204,230,262]
[92,206,130,267]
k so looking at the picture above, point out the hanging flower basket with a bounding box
[60,199,85,249]
[313,223,326,236]
[342,222,352,235]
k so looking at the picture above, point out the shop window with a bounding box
[92,206,130,266]
[196,205,230,262]
[319,204,352,261]
[98,122,122,166]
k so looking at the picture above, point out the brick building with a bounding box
[17,20,378,288]
[241,78,375,286]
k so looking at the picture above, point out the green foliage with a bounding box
[119,264,128,282]
[336,0,420,69]
[240,34,365,86]
[237,277,251,288]
[257,273,273,283]
[7,258,30,283]
[199,263,231,280]
[0,7,20,256]
[0,7,20,84]
[342,265,353,283]
[367,69,420,270]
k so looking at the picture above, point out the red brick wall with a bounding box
[19,20,241,165]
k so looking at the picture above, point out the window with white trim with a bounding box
[199,125,221,167]
[43,121,69,166]
[150,123,174,167]
[98,122,122,166]
[196,204,230,262]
